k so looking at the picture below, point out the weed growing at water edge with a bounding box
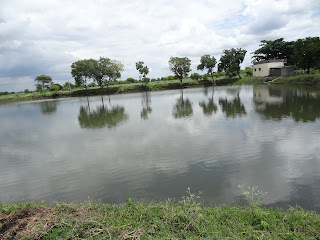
[238,185,268,207]
[180,187,203,205]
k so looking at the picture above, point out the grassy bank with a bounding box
[276,73,320,87]
[1,200,319,239]
[1,74,320,105]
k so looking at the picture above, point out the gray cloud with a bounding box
[0,0,319,91]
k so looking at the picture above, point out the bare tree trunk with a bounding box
[237,71,242,79]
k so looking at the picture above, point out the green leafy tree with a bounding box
[293,37,320,74]
[71,59,93,89]
[71,58,124,88]
[49,83,62,91]
[168,57,192,84]
[197,55,217,83]
[34,75,52,90]
[136,61,150,84]
[252,38,294,64]
[126,77,136,83]
[190,73,201,81]
[218,48,247,79]
[63,82,74,91]
[35,84,42,92]
[91,57,124,87]
[243,67,253,77]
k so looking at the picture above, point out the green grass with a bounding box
[276,73,320,87]
[0,200,319,239]
[1,74,320,105]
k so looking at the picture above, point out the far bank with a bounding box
[1,74,319,104]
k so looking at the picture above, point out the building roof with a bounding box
[253,59,287,65]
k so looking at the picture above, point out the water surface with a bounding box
[1,85,320,211]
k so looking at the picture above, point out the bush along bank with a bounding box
[1,74,320,104]
[1,187,320,239]
[275,73,320,87]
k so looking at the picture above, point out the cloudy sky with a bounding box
[0,0,319,92]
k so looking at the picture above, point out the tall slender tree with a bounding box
[197,55,217,83]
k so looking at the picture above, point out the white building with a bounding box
[253,59,291,77]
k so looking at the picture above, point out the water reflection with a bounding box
[254,86,320,122]
[219,95,246,118]
[1,86,320,212]
[199,88,217,116]
[39,101,58,115]
[140,92,152,120]
[78,97,128,129]
[172,90,193,118]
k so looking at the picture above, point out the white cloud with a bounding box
[0,0,319,91]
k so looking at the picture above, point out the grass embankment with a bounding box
[1,74,320,105]
[1,200,319,239]
[0,77,259,104]
[276,73,320,87]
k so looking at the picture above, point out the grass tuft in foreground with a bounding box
[1,197,319,239]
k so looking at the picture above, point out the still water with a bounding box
[1,85,320,211]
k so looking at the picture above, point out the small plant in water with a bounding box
[238,185,268,207]
[180,187,203,205]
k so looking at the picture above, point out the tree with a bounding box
[71,57,124,88]
[71,59,93,89]
[35,84,42,92]
[34,75,52,90]
[197,54,217,83]
[97,58,124,87]
[136,61,150,84]
[252,38,294,64]
[218,48,247,79]
[293,37,320,74]
[243,67,253,77]
[63,82,74,91]
[168,57,192,84]
[190,73,201,81]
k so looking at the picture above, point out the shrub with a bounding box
[88,82,97,88]
[49,84,62,91]
[63,82,75,89]
[190,73,202,81]
[143,77,150,83]
[24,89,31,93]
[167,75,176,80]
[151,78,157,82]
[126,77,136,83]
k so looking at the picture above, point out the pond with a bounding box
[1,85,320,211]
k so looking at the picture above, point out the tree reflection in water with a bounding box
[199,88,217,116]
[254,86,320,122]
[140,92,152,120]
[78,97,128,129]
[172,90,193,119]
[219,94,246,118]
[39,101,58,115]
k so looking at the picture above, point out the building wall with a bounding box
[281,66,294,76]
[253,62,284,77]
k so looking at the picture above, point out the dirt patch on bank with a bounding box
[0,207,56,240]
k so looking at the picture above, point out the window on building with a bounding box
[259,68,261,71]
[254,68,256,71]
